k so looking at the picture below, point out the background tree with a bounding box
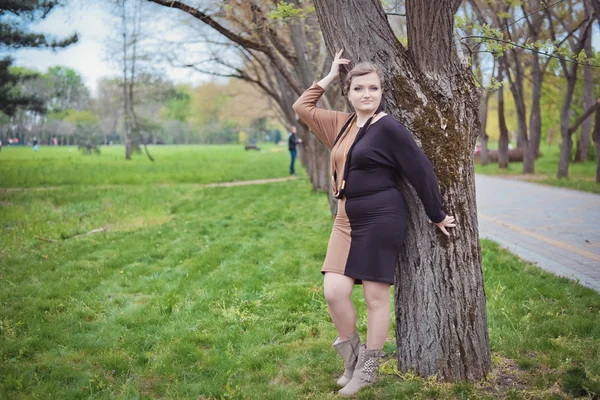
[312,0,491,380]
[546,0,593,178]
[574,0,596,162]
[145,0,340,213]
[1,66,50,145]
[0,0,78,116]
[45,66,91,112]
[497,62,511,168]
[594,103,600,182]
[465,0,596,175]
[95,77,123,145]
[109,0,157,160]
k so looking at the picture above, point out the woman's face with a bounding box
[347,72,382,115]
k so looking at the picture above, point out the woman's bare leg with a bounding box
[323,272,356,339]
[362,280,391,349]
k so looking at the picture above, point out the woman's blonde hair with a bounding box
[343,62,383,95]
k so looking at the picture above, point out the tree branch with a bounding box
[568,98,600,136]
[500,0,568,31]
[250,2,297,63]
[145,0,270,53]
[460,36,598,66]
[146,0,303,95]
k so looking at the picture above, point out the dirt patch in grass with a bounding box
[477,355,528,394]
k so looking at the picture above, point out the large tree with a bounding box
[0,0,78,116]
[312,0,491,381]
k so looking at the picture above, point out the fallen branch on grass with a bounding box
[35,236,61,243]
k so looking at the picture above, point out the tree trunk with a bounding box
[550,5,591,177]
[527,51,543,173]
[594,107,600,183]
[557,79,577,178]
[273,67,330,195]
[524,0,544,172]
[287,4,333,204]
[504,54,528,150]
[515,93,528,151]
[591,0,600,29]
[121,0,132,160]
[575,19,593,162]
[473,38,489,166]
[479,89,491,166]
[497,63,510,169]
[314,0,491,381]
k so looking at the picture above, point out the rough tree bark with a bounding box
[313,0,491,381]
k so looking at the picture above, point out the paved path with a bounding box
[476,175,600,293]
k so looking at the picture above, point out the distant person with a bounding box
[0,138,2,151]
[33,137,38,152]
[288,126,302,175]
[53,137,58,146]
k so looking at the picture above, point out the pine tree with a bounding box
[0,0,78,115]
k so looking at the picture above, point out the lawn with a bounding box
[475,143,599,194]
[1,145,599,399]
[0,144,297,188]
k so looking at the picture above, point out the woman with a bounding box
[292,50,455,397]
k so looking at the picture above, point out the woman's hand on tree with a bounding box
[317,50,350,90]
[434,215,456,237]
[328,49,350,78]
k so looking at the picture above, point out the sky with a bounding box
[9,2,212,96]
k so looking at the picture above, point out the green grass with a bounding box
[0,144,297,188]
[1,146,599,399]
[475,144,599,194]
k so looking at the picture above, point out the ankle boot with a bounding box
[332,331,361,387]
[338,345,385,397]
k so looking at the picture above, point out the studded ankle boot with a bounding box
[338,345,385,397]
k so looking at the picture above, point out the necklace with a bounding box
[332,118,356,192]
